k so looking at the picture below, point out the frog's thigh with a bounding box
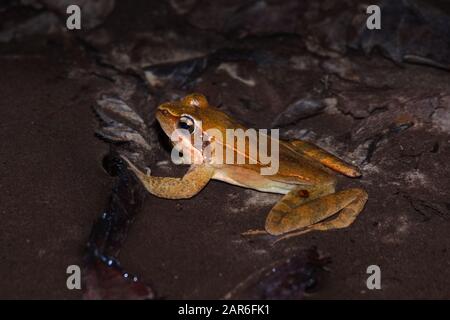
[289,140,361,177]
[265,187,367,236]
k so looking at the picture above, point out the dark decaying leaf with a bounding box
[224,247,329,300]
[144,56,210,89]
[82,154,155,300]
[83,257,154,300]
[39,0,115,29]
[0,0,115,42]
[272,99,326,127]
[143,48,271,90]
[93,96,152,151]
[351,0,450,70]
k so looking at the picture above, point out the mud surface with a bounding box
[1,0,450,299]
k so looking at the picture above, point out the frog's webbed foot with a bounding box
[265,187,368,243]
[94,96,152,152]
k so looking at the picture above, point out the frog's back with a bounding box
[269,140,336,185]
[211,139,335,193]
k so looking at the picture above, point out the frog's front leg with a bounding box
[265,186,368,240]
[123,157,214,199]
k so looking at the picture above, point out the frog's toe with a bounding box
[241,229,268,236]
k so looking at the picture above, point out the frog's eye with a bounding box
[178,115,195,134]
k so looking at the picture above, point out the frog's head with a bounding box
[156,93,240,163]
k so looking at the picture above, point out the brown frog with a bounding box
[123,93,368,241]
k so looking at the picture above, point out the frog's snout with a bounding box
[155,103,173,121]
[155,105,179,137]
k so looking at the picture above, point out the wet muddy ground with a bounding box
[1,0,450,299]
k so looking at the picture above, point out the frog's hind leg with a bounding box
[266,187,368,241]
[242,184,333,236]
[274,189,368,243]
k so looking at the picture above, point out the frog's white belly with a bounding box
[212,167,300,194]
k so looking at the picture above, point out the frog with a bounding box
[123,93,368,241]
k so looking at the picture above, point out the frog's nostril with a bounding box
[159,109,169,116]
